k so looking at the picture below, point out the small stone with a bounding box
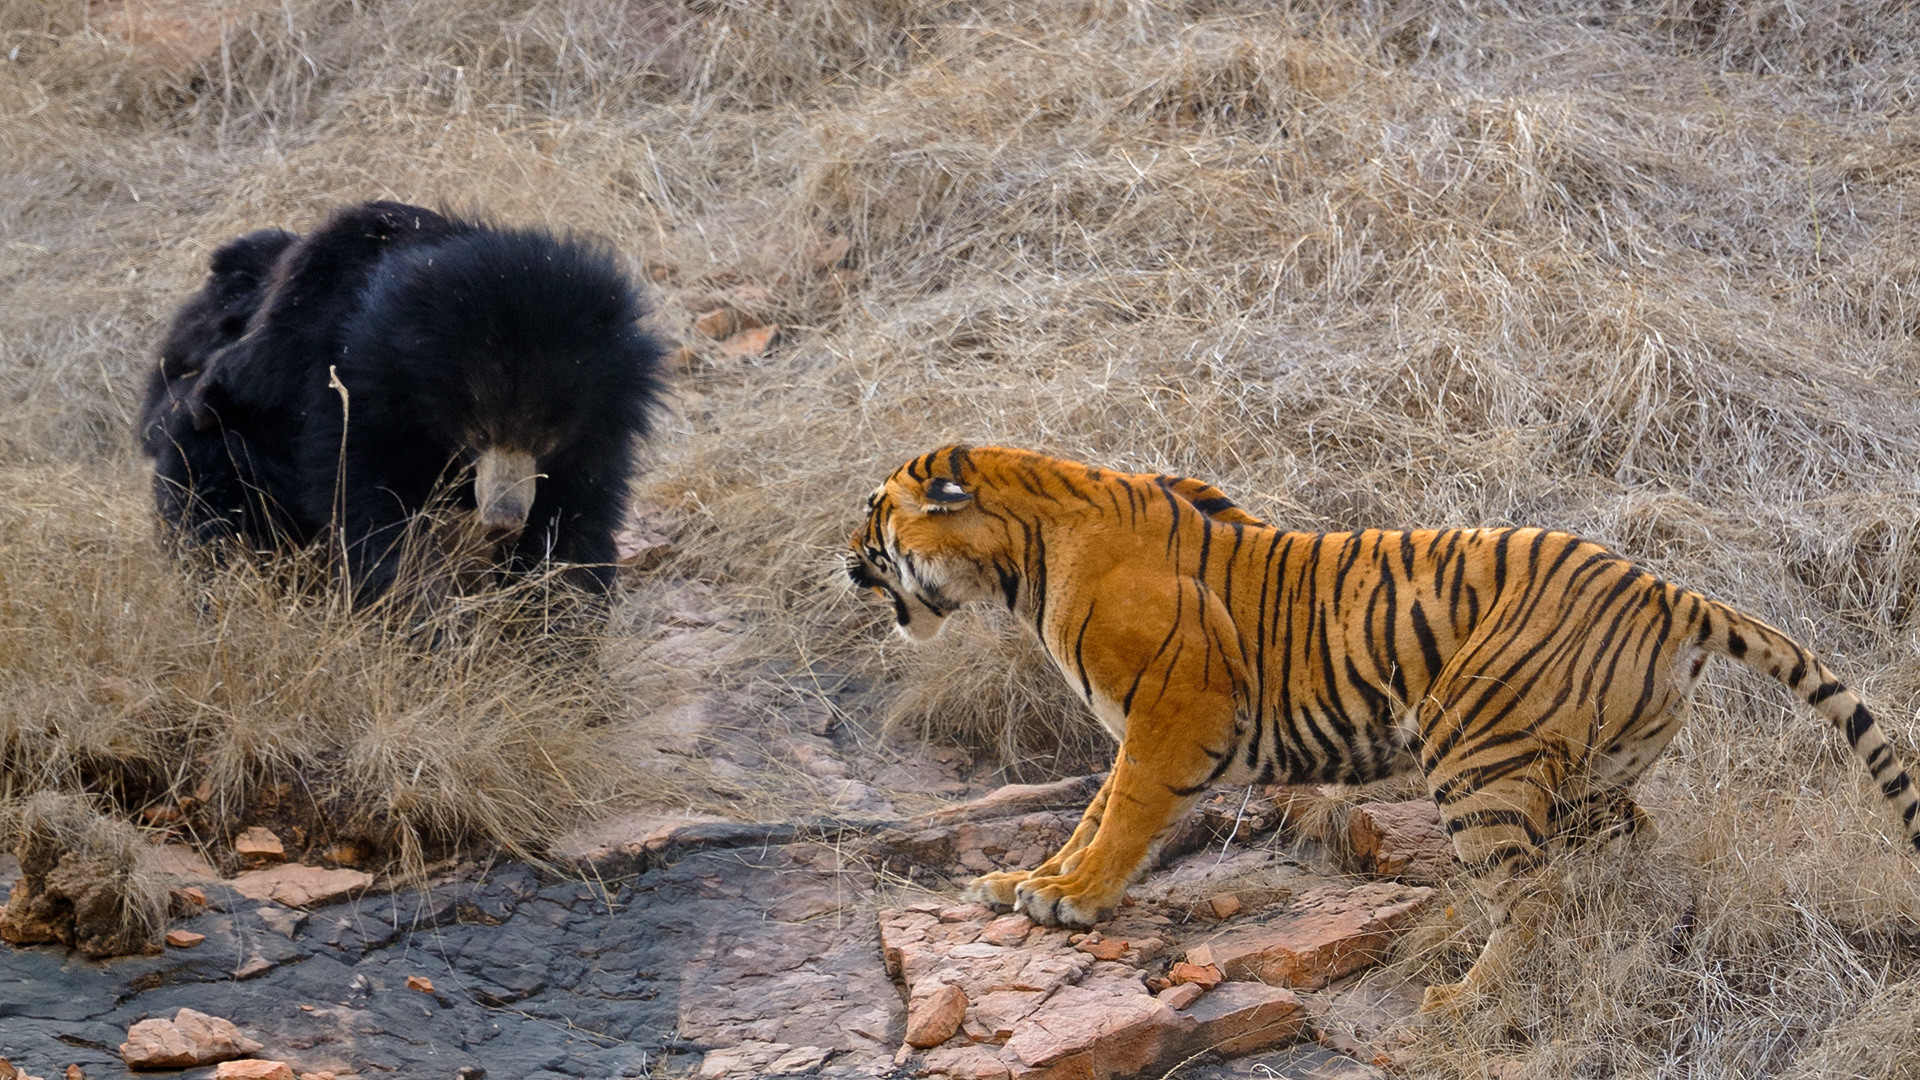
[233,827,285,866]
[1169,961,1223,988]
[406,975,434,993]
[233,956,272,980]
[905,983,969,1048]
[120,1008,262,1069]
[1207,893,1244,919]
[228,864,372,908]
[165,929,205,948]
[213,1063,295,1080]
[979,914,1033,947]
[718,324,776,359]
[1077,937,1128,961]
[64,1067,83,1080]
[299,1073,337,1080]
[169,884,209,916]
[692,307,737,339]
[320,841,369,868]
[1157,982,1207,1010]
[256,906,305,939]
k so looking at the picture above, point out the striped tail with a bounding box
[1703,600,1920,854]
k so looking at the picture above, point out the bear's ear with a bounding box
[921,476,972,512]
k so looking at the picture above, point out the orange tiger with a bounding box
[846,445,1920,1011]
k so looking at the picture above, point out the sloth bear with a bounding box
[139,201,666,604]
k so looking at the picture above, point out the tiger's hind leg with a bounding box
[1419,773,1561,1015]
[1552,787,1659,852]
[966,773,1113,908]
[1420,730,1566,1006]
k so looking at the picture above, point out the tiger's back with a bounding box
[848,445,1920,1009]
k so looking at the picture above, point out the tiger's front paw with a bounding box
[1011,873,1119,928]
[964,870,1028,909]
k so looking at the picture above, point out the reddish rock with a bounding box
[1167,961,1222,988]
[696,1041,829,1077]
[1177,981,1307,1057]
[64,1068,83,1080]
[1349,800,1455,883]
[406,975,434,993]
[980,914,1033,947]
[1075,937,1127,961]
[120,1008,262,1069]
[1156,982,1206,1010]
[919,1044,1012,1080]
[905,983,969,1048]
[1206,893,1243,919]
[169,884,210,917]
[232,827,284,866]
[1187,882,1433,989]
[966,989,1048,1042]
[232,956,273,980]
[1003,984,1188,1075]
[718,324,777,359]
[213,1063,294,1080]
[227,864,371,908]
[692,307,738,339]
[615,526,674,570]
[165,929,205,948]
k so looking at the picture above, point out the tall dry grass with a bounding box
[5,0,1920,1072]
[0,467,662,876]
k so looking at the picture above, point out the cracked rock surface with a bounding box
[1,846,902,1079]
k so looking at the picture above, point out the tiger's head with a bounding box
[847,445,1010,641]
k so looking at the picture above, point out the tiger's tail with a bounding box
[1702,599,1920,854]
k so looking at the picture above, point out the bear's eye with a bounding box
[472,431,492,450]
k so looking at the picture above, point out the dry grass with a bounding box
[0,468,661,876]
[5,0,1920,1071]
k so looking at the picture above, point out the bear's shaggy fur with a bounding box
[139,201,666,602]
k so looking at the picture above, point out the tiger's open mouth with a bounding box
[845,547,949,639]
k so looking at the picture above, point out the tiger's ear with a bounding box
[921,476,973,512]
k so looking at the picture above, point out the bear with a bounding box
[139,200,667,604]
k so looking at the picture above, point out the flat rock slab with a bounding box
[883,903,1309,1080]
[1185,882,1435,990]
[0,847,903,1079]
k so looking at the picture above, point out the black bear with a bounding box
[139,201,667,603]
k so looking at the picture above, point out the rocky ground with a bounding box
[1,777,1451,1080]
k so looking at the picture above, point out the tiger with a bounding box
[846,444,1920,1012]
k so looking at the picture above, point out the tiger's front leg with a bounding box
[965,773,1113,908]
[977,573,1244,927]
[1008,748,1213,926]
